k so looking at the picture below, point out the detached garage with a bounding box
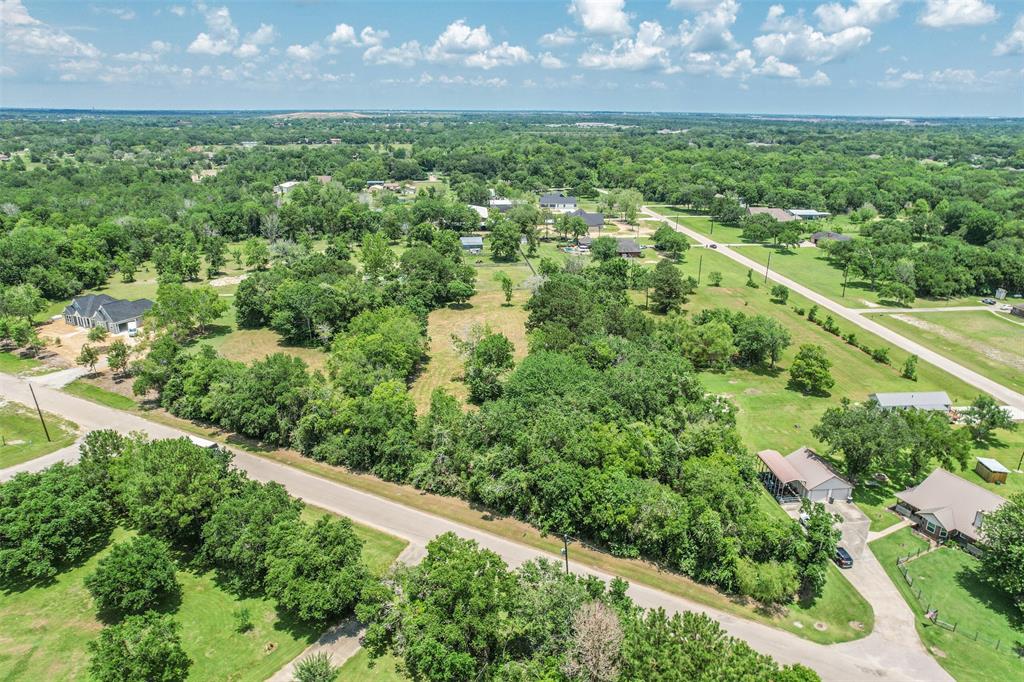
[757,446,853,503]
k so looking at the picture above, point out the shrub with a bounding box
[88,613,191,682]
[807,305,819,323]
[293,652,339,682]
[85,535,180,616]
[792,306,805,316]
[707,271,723,286]
[233,607,253,633]
[870,346,891,365]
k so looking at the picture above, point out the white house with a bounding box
[539,192,577,212]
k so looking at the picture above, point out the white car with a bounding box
[1000,304,1012,312]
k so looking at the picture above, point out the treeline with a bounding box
[358,532,819,682]
[138,257,839,606]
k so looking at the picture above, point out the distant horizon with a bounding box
[2,1,1021,117]
[2,107,1022,122]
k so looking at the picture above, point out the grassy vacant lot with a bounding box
[734,244,980,310]
[870,310,1024,393]
[0,515,407,681]
[0,351,43,375]
[870,528,1024,682]
[0,402,77,469]
[64,379,137,410]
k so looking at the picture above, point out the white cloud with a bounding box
[114,41,171,62]
[169,5,185,17]
[246,23,275,46]
[797,69,831,86]
[328,23,357,45]
[427,20,492,61]
[814,0,903,32]
[679,0,740,53]
[715,48,757,78]
[756,55,801,78]
[926,67,1010,89]
[1,0,101,58]
[465,42,532,69]
[0,64,15,76]
[286,43,322,61]
[579,20,672,70]
[93,6,136,21]
[993,15,1024,55]
[327,23,388,47]
[669,0,722,9]
[187,4,239,55]
[754,14,872,63]
[539,52,565,69]
[359,27,389,47]
[919,0,998,28]
[233,43,260,59]
[878,67,924,88]
[539,27,577,46]
[363,41,423,66]
[570,0,632,35]
[762,4,807,32]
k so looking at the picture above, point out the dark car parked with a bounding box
[834,546,853,569]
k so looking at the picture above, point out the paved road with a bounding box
[852,306,996,314]
[643,206,1024,411]
[0,373,951,682]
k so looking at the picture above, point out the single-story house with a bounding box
[616,239,642,258]
[460,236,484,254]
[788,209,832,220]
[488,198,515,213]
[757,447,854,503]
[746,206,797,222]
[895,468,1007,547]
[975,457,1009,484]
[870,391,952,412]
[63,294,154,334]
[568,208,604,228]
[469,205,489,223]
[540,192,577,211]
[273,180,301,195]
[810,231,852,246]
[577,236,592,252]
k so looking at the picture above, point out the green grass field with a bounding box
[63,379,137,411]
[869,310,1024,393]
[0,515,407,681]
[0,351,42,374]
[870,528,1024,682]
[0,403,77,469]
[337,648,407,681]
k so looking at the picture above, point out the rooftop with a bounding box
[747,206,797,222]
[976,457,1010,474]
[896,468,1007,541]
[871,391,951,410]
[785,447,850,490]
[757,449,804,484]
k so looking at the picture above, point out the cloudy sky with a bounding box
[1,0,1021,116]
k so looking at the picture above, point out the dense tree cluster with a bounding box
[357,532,819,682]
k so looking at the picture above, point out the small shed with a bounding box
[459,236,484,254]
[975,457,1009,484]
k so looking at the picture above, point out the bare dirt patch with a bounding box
[207,273,249,288]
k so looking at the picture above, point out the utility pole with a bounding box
[764,251,772,284]
[842,265,850,298]
[28,383,51,442]
[697,254,703,284]
[561,534,570,574]
[1017,449,1023,473]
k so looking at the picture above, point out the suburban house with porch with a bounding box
[895,468,1007,551]
[757,447,854,503]
[63,294,153,334]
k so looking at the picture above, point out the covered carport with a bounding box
[756,449,803,502]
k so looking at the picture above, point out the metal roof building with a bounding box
[870,391,952,412]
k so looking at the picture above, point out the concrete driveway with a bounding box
[830,501,871,560]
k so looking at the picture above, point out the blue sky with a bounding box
[1,0,1021,116]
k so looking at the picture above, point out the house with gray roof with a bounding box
[539,192,577,211]
[757,447,853,503]
[788,209,832,220]
[870,391,952,412]
[746,206,797,222]
[616,238,642,258]
[459,235,484,254]
[810,231,852,246]
[568,208,604,228]
[63,294,154,334]
[895,468,1007,547]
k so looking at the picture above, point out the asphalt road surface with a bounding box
[0,372,951,682]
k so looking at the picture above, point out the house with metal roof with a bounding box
[63,295,154,334]
[895,469,1007,546]
[788,209,832,220]
[459,235,484,254]
[746,206,798,222]
[870,391,952,412]
[757,447,854,503]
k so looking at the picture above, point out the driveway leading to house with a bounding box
[642,206,1024,411]
[0,372,952,682]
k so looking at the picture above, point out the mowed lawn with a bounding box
[64,379,137,411]
[870,528,1024,682]
[0,402,77,469]
[0,351,43,375]
[869,310,1024,393]
[337,648,408,681]
[735,244,981,310]
[0,515,407,681]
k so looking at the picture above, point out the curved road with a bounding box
[642,206,1024,411]
[0,373,951,682]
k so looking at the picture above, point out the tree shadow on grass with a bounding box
[0,528,114,595]
[746,364,784,379]
[95,584,184,626]
[271,604,331,644]
[953,562,1024,631]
